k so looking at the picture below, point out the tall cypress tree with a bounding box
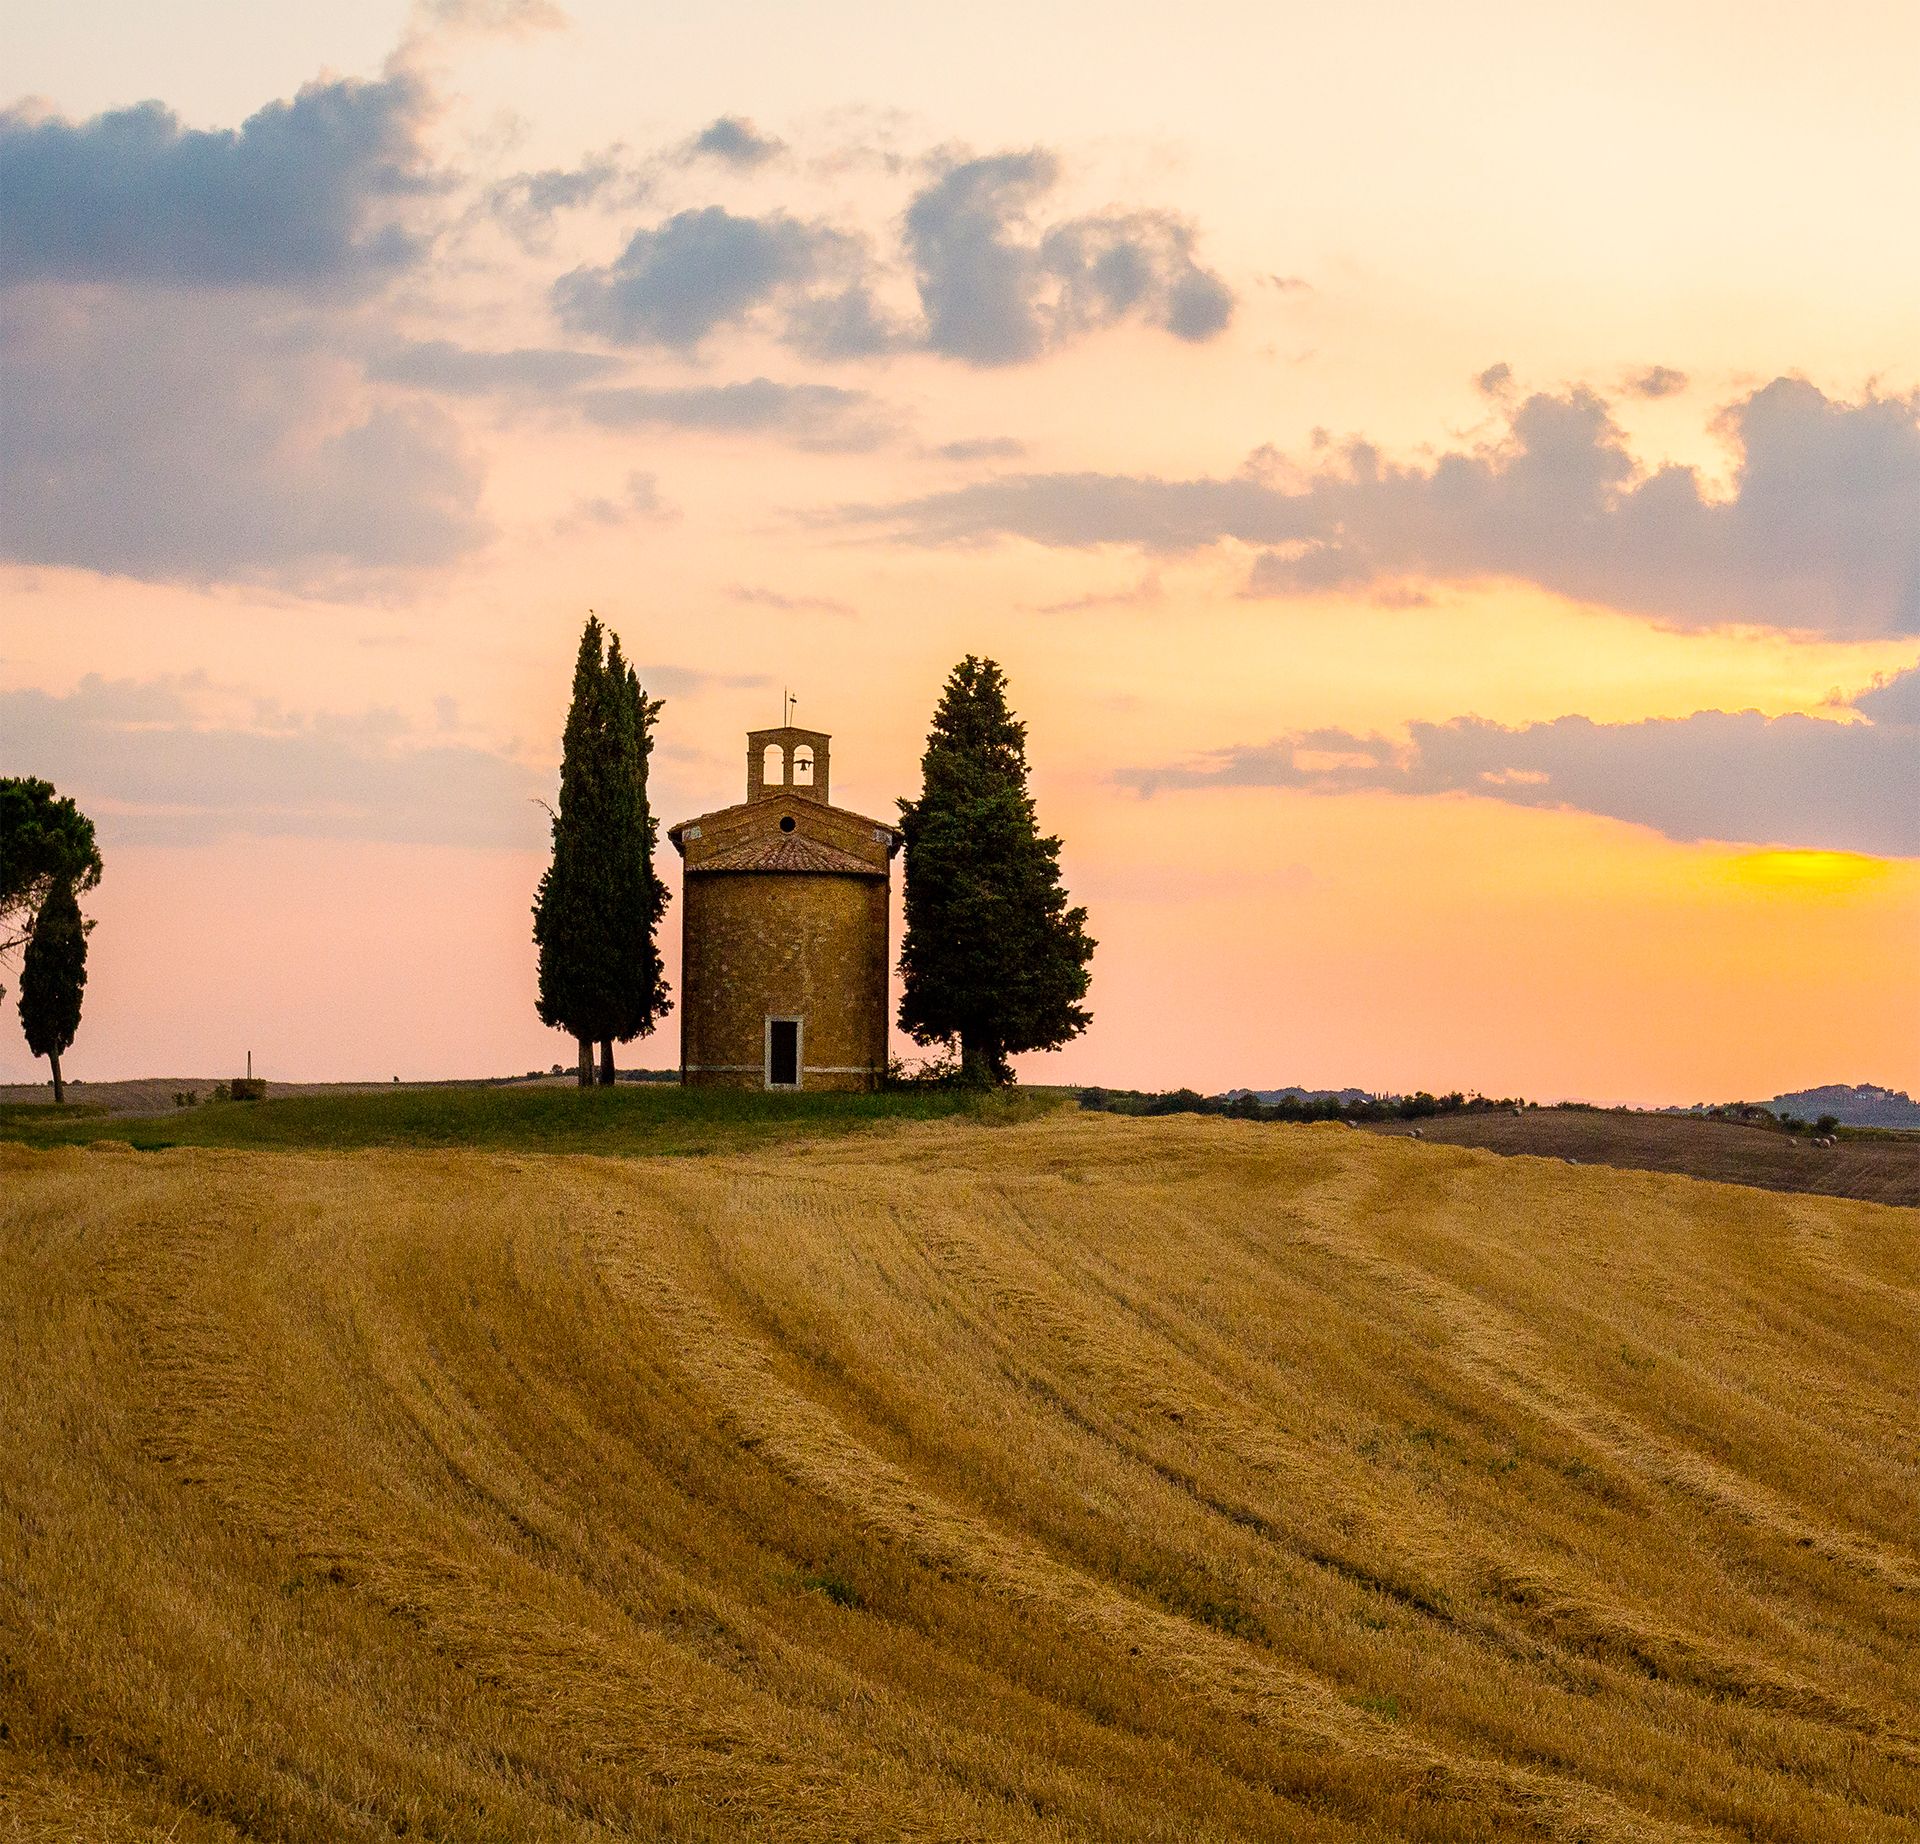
[18,875,88,1104]
[533,616,620,1085]
[897,656,1095,1084]
[533,616,672,1086]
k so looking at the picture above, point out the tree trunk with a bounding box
[598,1038,615,1086]
[958,1031,995,1089]
[576,1036,594,1087]
[49,1050,64,1105]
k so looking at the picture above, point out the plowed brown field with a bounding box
[1360,1109,1920,1208]
[3,1115,1916,1841]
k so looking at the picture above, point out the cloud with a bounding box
[1035,571,1164,614]
[726,584,855,615]
[0,66,492,590]
[1627,365,1689,399]
[0,289,487,586]
[1246,382,1920,634]
[781,281,907,360]
[687,116,783,168]
[484,154,634,249]
[902,152,1052,365]
[933,435,1027,461]
[369,338,622,395]
[0,674,545,848]
[1051,212,1233,343]
[639,661,776,693]
[557,470,667,530]
[1475,362,1513,396]
[852,380,1920,637]
[1125,666,1920,858]
[0,77,435,291]
[847,470,1300,548]
[554,206,857,350]
[1851,665,1920,726]
[902,150,1234,365]
[369,338,894,451]
[579,376,894,450]
[556,145,1234,366]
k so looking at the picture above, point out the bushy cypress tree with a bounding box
[18,875,88,1103]
[897,656,1095,1084]
[533,616,672,1086]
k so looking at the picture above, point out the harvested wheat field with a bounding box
[3,1115,1917,1842]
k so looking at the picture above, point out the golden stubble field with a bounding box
[2,1115,1916,1842]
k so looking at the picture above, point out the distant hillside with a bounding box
[1225,1085,1377,1105]
[1761,1083,1920,1128]
[1369,1106,1920,1207]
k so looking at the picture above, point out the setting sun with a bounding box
[1725,849,1898,895]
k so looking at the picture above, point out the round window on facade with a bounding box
[779,815,797,832]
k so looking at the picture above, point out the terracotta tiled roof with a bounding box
[694,834,881,875]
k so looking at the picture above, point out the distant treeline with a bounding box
[1076,1088,1529,1123]
[1691,1102,1845,1136]
[1674,1084,1919,1132]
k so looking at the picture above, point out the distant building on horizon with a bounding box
[668,725,899,1091]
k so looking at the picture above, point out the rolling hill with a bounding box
[3,1114,1916,1841]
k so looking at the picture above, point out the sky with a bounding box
[2,0,1916,1101]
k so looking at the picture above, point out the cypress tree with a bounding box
[897,656,1095,1084]
[533,616,620,1084]
[18,875,88,1103]
[533,616,672,1086]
